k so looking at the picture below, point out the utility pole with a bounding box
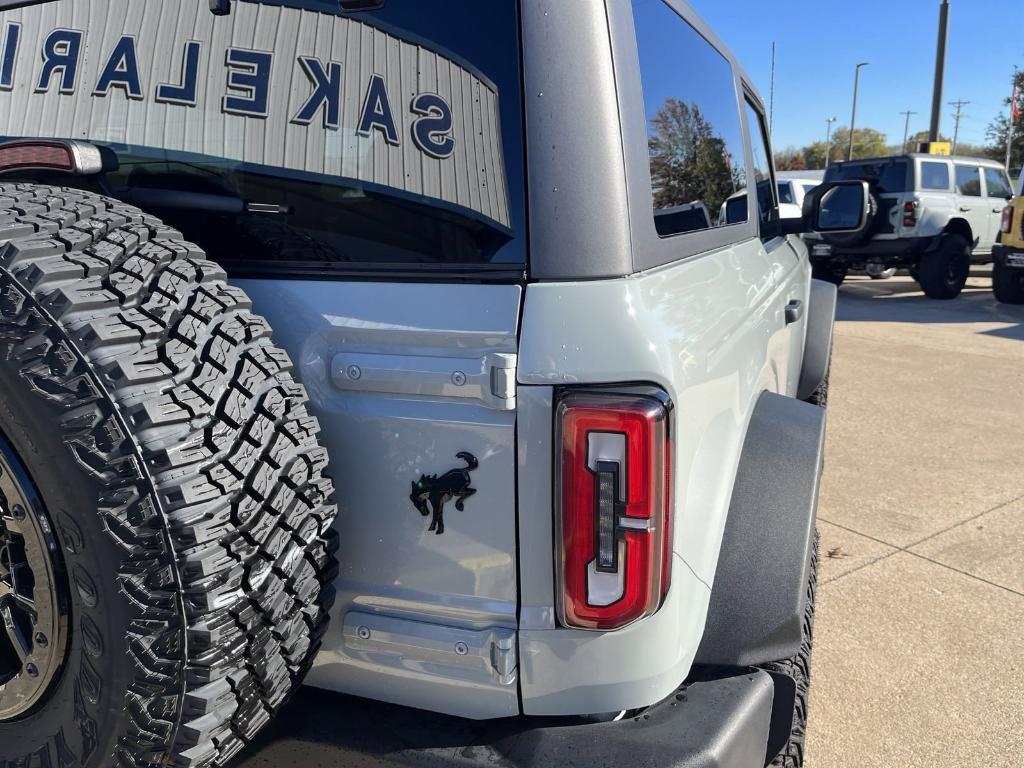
[905,110,921,152]
[825,116,838,169]
[849,62,869,161]
[949,99,969,156]
[929,1,950,143]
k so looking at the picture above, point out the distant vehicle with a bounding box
[993,173,1024,303]
[720,176,813,224]
[806,154,1014,298]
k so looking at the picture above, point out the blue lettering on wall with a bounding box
[156,40,202,106]
[222,47,272,117]
[0,22,20,91]
[36,29,83,94]
[293,57,342,129]
[357,74,399,145]
[94,35,144,99]
[411,93,455,159]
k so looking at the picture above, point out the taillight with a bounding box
[0,141,74,173]
[1001,205,1014,235]
[556,391,671,631]
[903,200,919,229]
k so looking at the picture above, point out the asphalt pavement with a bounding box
[237,269,1024,768]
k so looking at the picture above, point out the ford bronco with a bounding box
[807,153,1014,299]
[0,1,868,767]
[993,172,1024,303]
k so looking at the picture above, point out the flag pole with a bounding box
[1008,67,1018,175]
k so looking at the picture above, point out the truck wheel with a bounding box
[0,184,337,768]
[916,234,970,299]
[760,532,818,768]
[811,262,847,287]
[992,259,1024,304]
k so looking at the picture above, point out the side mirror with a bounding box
[803,180,872,234]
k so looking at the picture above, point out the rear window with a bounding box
[984,167,1012,199]
[825,159,910,194]
[0,0,525,272]
[632,0,747,237]
[919,161,951,191]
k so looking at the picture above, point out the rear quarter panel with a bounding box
[516,240,805,714]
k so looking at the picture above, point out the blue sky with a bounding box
[688,0,1021,151]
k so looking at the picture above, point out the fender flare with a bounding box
[694,391,825,666]
[796,278,836,401]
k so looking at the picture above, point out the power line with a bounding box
[950,99,970,155]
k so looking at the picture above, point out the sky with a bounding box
[688,0,1021,152]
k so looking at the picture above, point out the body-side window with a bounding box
[778,183,796,205]
[955,165,983,197]
[919,161,951,191]
[632,0,747,237]
[744,100,777,230]
[984,167,1013,199]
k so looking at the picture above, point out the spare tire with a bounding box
[820,189,879,249]
[0,184,337,768]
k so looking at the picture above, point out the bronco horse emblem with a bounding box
[410,452,478,535]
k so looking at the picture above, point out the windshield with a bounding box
[0,0,525,271]
[825,159,910,195]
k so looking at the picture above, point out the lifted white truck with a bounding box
[0,1,867,766]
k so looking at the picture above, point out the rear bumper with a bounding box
[808,235,938,263]
[289,669,777,768]
[993,243,1024,268]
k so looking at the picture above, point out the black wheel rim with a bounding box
[0,433,70,721]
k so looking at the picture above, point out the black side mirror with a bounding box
[802,180,872,234]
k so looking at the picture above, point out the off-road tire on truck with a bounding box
[759,532,818,768]
[916,233,971,300]
[0,184,337,768]
[992,258,1024,304]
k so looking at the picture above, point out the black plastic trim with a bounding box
[695,392,824,667]
[249,668,775,768]
[796,279,836,401]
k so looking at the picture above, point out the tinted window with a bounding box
[984,167,1013,199]
[955,165,982,197]
[920,161,951,191]
[745,102,776,228]
[0,0,525,270]
[801,183,819,197]
[778,183,796,205]
[825,160,910,194]
[633,0,747,237]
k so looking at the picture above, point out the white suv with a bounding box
[808,154,1014,298]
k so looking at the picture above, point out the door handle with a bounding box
[959,207,971,212]
[785,299,804,325]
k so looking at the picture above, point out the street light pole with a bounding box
[849,62,869,161]
[825,116,837,169]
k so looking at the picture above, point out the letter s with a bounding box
[411,93,455,159]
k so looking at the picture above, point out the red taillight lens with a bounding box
[0,142,74,173]
[557,392,671,631]
[903,200,919,229]
[1001,205,1014,235]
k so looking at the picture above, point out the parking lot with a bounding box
[808,270,1024,767]
[233,270,1024,768]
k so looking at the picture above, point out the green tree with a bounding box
[648,98,743,216]
[985,70,1024,172]
[829,127,889,160]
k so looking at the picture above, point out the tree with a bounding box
[984,69,1024,173]
[775,148,807,171]
[648,98,744,216]
[829,127,889,160]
